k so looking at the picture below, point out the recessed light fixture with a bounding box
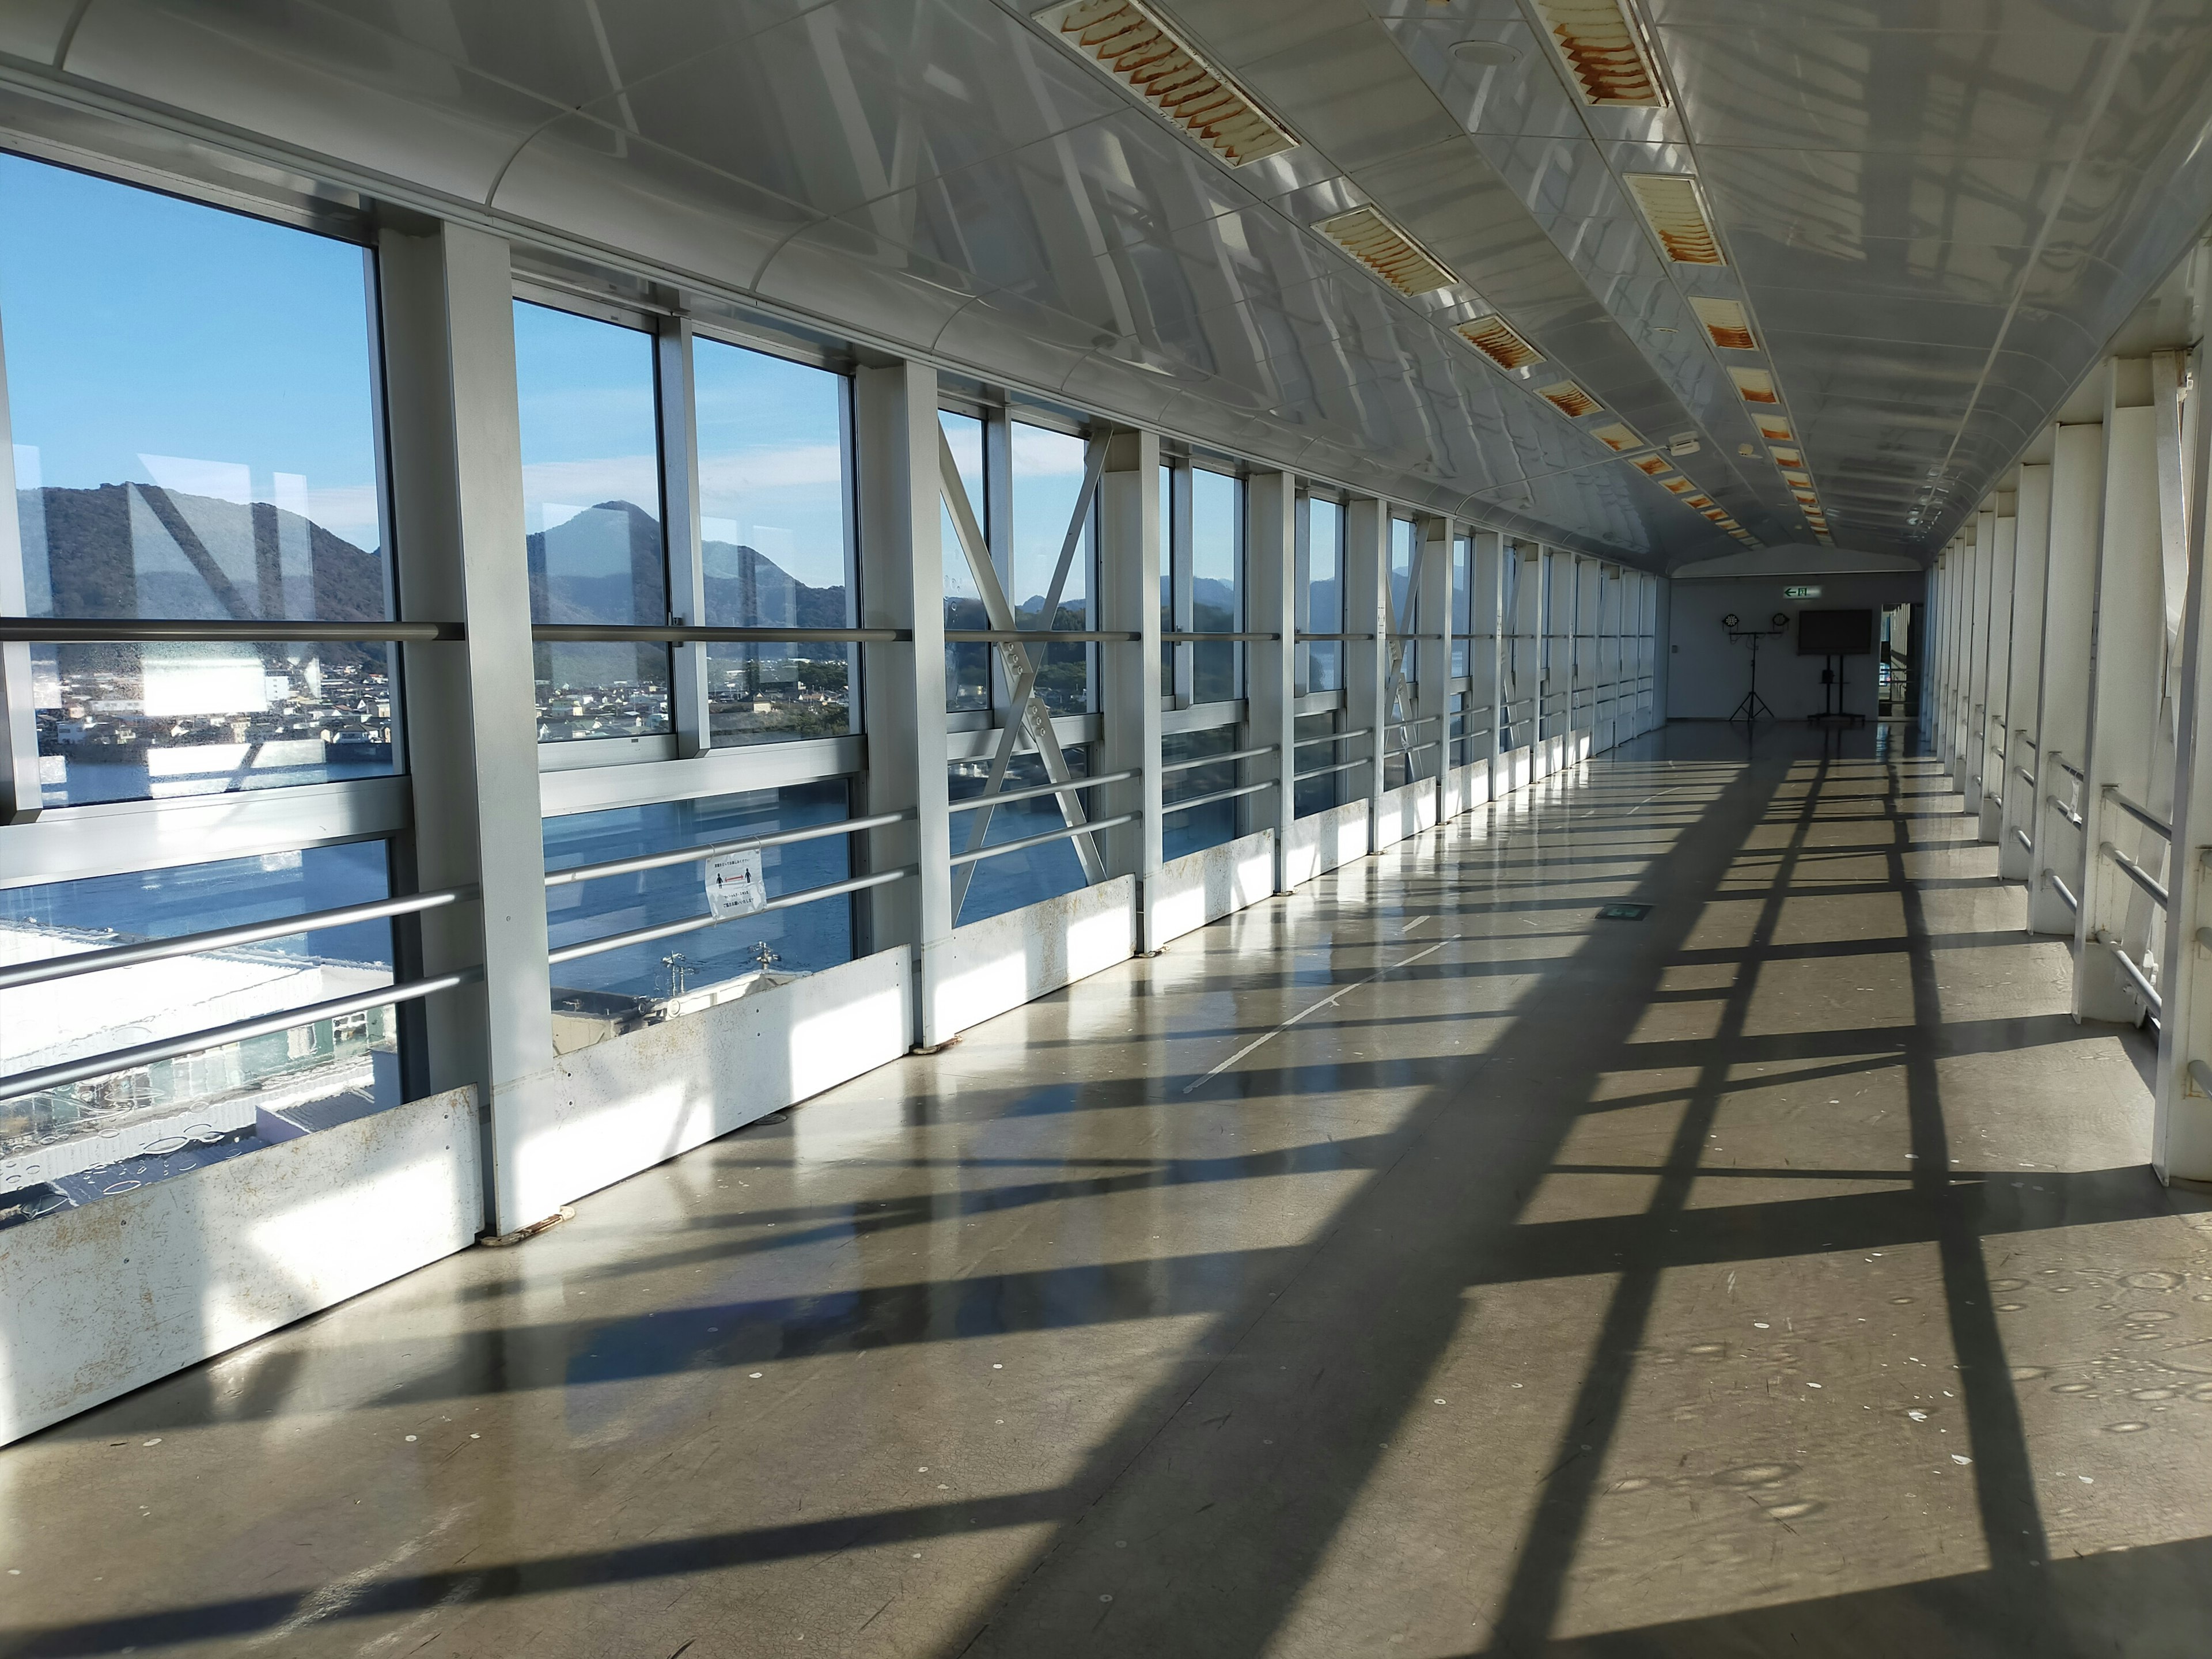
[1537,380,1603,418]
[1756,416,1793,442]
[1033,0,1300,166]
[1314,204,1457,295]
[1770,445,1802,465]
[1589,422,1641,452]
[1531,0,1667,107]
[1690,296,1756,350]
[1624,173,1724,264]
[1660,476,1694,494]
[1729,366,1779,404]
[1630,454,1671,476]
[1450,38,1522,67]
[1685,493,1714,509]
[1456,313,1543,370]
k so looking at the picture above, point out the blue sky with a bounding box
[0,152,385,551]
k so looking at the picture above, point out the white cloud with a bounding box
[521,456,662,529]
[698,442,845,497]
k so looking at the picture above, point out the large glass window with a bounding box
[1451,532,1473,680]
[1294,711,1345,818]
[1389,516,1419,686]
[1190,467,1243,703]
[0,154,395,808]
[543,782,853,1052]
[514,301,670,743]
[950,749,1096,926]
[1011,422,1093,715]
[694,340,854,745]
[1304,495,1343,693]
[0,843,396,1228]
[1163,727,1238,859]
[941,411,989,712]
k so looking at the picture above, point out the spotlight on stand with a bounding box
[1720,610,1789,726]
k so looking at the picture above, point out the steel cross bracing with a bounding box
[937,426,1109,917]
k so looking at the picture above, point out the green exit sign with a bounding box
[1783,585,1823,599]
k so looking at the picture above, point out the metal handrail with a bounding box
[1162,632,1280,642]
[946,812,1138,869]
[2190,1058,2212,1098]
[1296,632,1377,641]
[0,968,480,1104]
[2018,732,2038,751]
[2048,794,2085,830]
[0,618,461,643]
[2050,870,2080,912]
[1296,756,1370,782]
[550,866,918,965]
[1294,728,1372,750]
[1164,779,1277,815]
[2015,766,2036,789]
[1161,745,1274,775]
[535,624,906,644]
[2056,755,2086,784]
[947,630,1139,643]
[952,770,1139,811]
[546,812,912,889]
[2113,946,2162,1016]
[0,887,479,994]
[2013,827,2033,853]
[2101,842,2169,908]
[2104,786,2172,841]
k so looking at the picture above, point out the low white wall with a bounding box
[1374,778,1440,851]
[1445,759,1491,819]
[1153,829,1275,947]
[1,1084,482,1446]
[497,945,912,1228]
[930,876,1135,1040]
[1283,797,1370,886]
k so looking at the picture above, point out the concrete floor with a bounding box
[5,723,2210,1658]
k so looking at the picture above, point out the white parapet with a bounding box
[930,876,1137,1041]
[0,1083,482,1446]
[1153,830,1276,948]
[1284,798,1371,887]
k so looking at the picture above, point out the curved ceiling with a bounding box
[1,0,2208,570]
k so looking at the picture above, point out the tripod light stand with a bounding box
[1722,611,1789,726]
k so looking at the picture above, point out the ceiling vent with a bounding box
[1630,454,1671,476]
[1033,1,1300,166]
[1531,0,1667,107]
[1624,173,1724,264]
[1689,296,1755,350]
[1729,366,1779,404]
[1590,422,1641,452]
[1457,313,1543,370]
[1314,205,1457,295]
[1537,380,1601,418]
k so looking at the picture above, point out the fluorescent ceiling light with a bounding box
[1660,476,1694,494]
[1537,380,1602,418]
[1729,366,1779,404]
[1756,416,1794,442]
[1688,296,1755,350]
[1630,454,1671,476]
[1770,445,1802,465]
[1685,494,1714,509]
[1034,0,1300,166]
[1457,313,1543,370]
[1531,0,1667,107]
[1590,422,1642,452]
[1314,205,1457,296]
[1624,173,1724,264]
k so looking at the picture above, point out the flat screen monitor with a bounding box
[1797,608,1874,656]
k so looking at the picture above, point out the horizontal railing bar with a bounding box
[1986,789,2003,809]
[0,887,479,993]
[1164,779,1277,815]
[549,866,918,965]
[2050,870,2080,912]
[945,630,1138,643]
[2104,785,2172,840]
[1161,632,1280,642]
[1293,728,1372,749]
[1160,745,1275,774]
[2048,794,2085,830]
[1295,632,1377,641]
[952,770,1139,811]
[2056,755,2086,783]
[1296,756,1371,782]
[0,968,480,1104]
[546,812,911,889]
[0,618,461,643]
[2191,1058,2212,1099]
[534,624,906,644]
[2100,841,2169,908]
[2113,946,2162,1016]
[2016,766,2036,789]
[2013,826,2033,853]
[1385,714,1446,731]
[948,812,1137,868]
[2018,733,2039,751]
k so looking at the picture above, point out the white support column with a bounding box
[377,222,555,1234]
[2030,420,2105,935]
[1416,514,1451,806]
[1962,507,1993,810]
[2156,331,2212,1183]
[854,362,952,1047]
[1099,430,1164,948]
[1929,548,1949,764]
[2077,361,2166,1024]
[1472,530,1503,801]
[1978,498,2017,842]
[1999,464,2052,880]
[1345,497,1388,836]
[1247,470,1297,893]
[657,315,710,759]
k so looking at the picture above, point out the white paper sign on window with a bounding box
[704,849,766,919]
